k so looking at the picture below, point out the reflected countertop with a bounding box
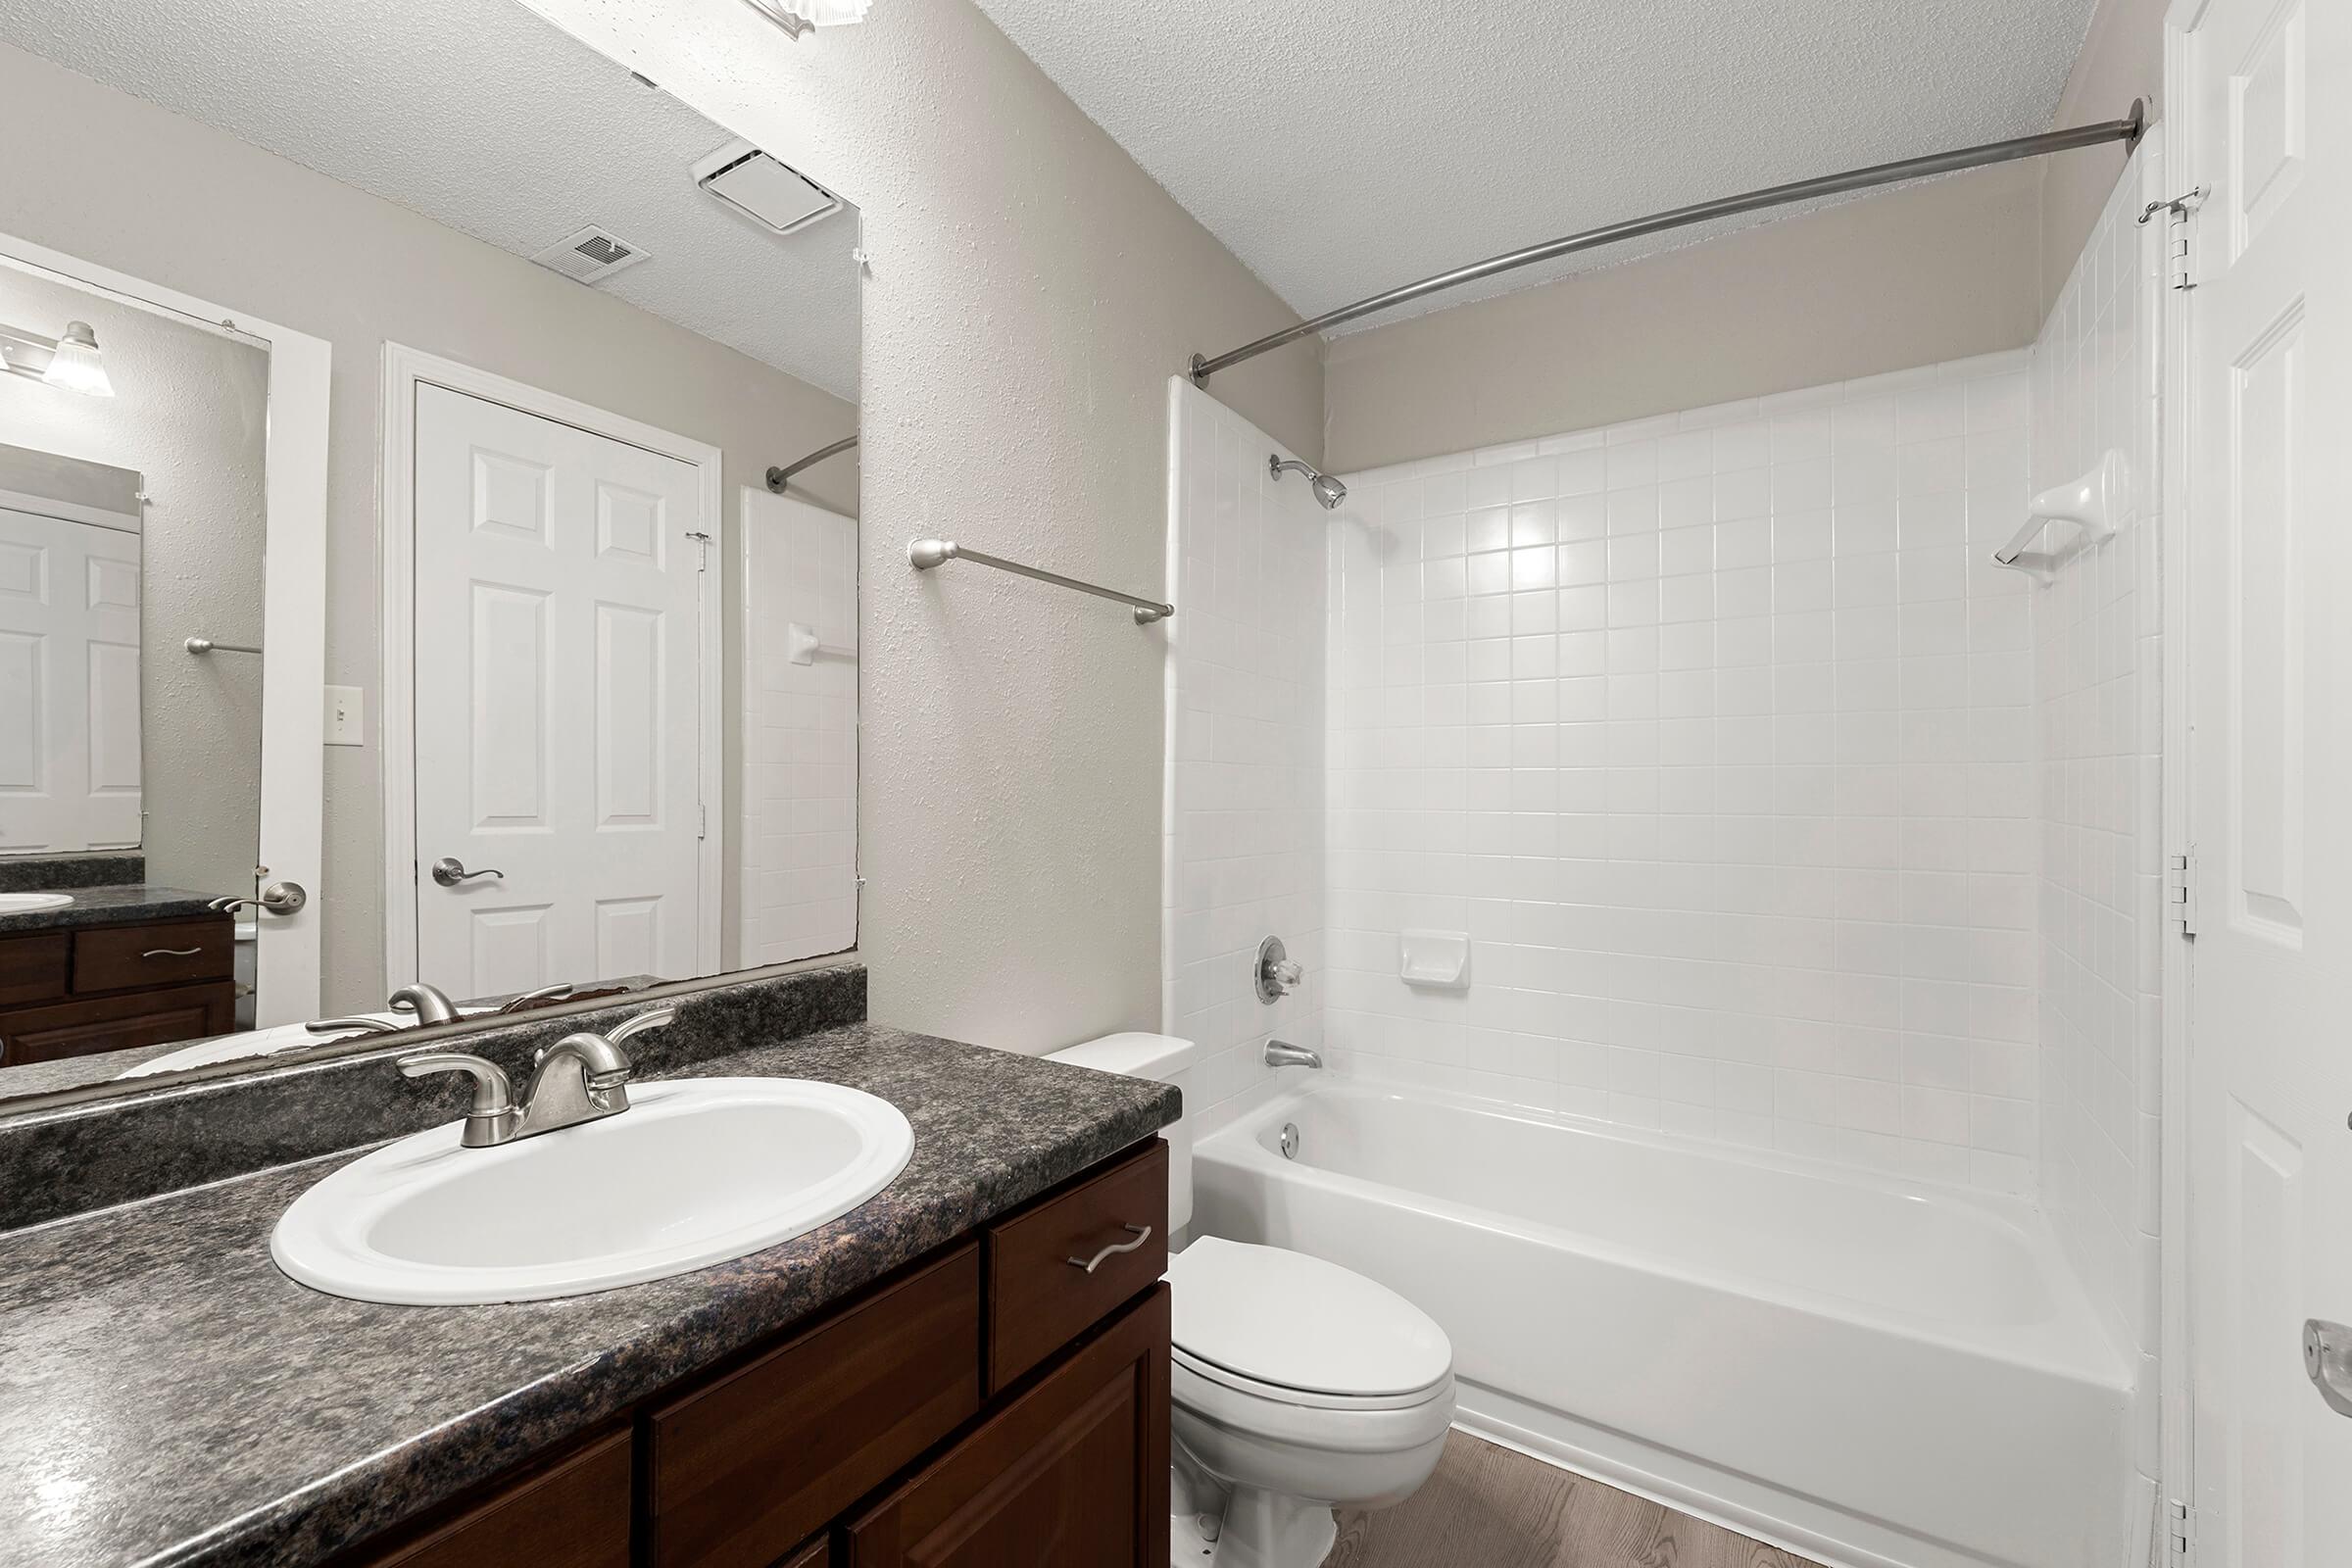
[0,1019,1177,1568]
[0,883,225,935]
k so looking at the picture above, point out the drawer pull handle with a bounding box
[142,947,204,958]
[1066,1224,1152,1275]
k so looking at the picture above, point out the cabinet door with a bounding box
[348,1429,629,1568]
[0,982,237,1065]
[844,1286,1169,1568]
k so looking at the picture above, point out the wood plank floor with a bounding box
[1320,1432,1822,1568]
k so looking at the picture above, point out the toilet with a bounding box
[1048,1033,1455,1568]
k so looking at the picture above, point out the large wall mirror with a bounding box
[0,0,860,1103]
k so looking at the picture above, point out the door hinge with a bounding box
[698,802,708,841]
[2167,854,2200,937]
[686,529,713,573]
[2137,187,2205,291]
[2167,1497,2193,1564]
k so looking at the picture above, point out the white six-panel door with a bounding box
[0,506,142,853]
[2177,0,2352,1559]
[411,382,709,997]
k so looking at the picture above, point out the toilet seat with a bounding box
[1174,1345,1453,1414]
[1165,1238,1453,1407]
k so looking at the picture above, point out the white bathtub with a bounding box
[1191,1080,2131,1568]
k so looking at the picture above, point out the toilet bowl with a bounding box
[1046,1035,1456,1568]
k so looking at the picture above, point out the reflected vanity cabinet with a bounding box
[0,914,237,1067]
[334,1138,1172,1568]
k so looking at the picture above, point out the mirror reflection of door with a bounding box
[408,378,716,998]
[0,495,142,855]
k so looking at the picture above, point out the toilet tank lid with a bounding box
[1047,1031,1198,1080]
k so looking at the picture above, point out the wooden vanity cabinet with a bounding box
[337,1139,1171,1568]
[0,915,236,1066]
[843,1285,1171,1568]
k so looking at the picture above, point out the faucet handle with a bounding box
[607,1005,678,1048]
[399,1052,514,1117]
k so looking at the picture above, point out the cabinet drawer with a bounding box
[985,1139,1167,1392]
[73,918,232,993]
[643,1242,981,1568]
[845,1286,1171,1568]
[0,933,69,1006]
[352,1428,629,1568]
[0,983,238,1066]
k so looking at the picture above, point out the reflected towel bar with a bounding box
[907,538,1173,624]
[184,636,262,656]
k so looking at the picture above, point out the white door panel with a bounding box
[411,383,707,998]
[2179,0,2352,1558]
[0,507,142,853]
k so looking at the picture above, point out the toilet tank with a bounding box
[1046,1032,1196,1236]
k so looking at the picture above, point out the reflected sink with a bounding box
[272,1077,914,1304]
[0,893,73,913]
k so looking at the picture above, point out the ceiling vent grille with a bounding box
[529,224,651,285]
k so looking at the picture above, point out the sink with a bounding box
[271,1077,914,1303]
[0,893,73,913]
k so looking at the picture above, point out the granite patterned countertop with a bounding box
[0,1023,1178,1568]
[0,883,226,934]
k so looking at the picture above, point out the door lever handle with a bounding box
[2306,1320,2352,1416]
[431,857,504,888]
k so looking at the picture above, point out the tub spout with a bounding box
[1264,1039,1322,1069]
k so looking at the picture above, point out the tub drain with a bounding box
[1279,1121,1299,1159]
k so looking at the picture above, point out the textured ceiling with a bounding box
[969,0,2101,332]
[0,0,859,397]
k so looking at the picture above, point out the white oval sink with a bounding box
[272,1077,913,1304]
[0,892,73,913]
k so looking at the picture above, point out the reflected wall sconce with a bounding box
[740,0,872,39]
[0,318,114,397]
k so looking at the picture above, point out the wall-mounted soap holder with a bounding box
[1400,929,1470,990]
[1991,450,2126,582]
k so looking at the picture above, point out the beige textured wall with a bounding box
[0,42,857,1012]
[0,267,268,899]
[524,0,1323,1054]
[1322,164,2044,472]
[2039,0,2167,315]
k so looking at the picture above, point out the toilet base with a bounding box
[1217,1485,1339,1568]
[1172,1489,1339,1568]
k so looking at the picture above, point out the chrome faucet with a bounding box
[388,982,464,1026]
[1255,936,1304,1004]
[1263,1039,1322,1070]
[399,1006,677,1148]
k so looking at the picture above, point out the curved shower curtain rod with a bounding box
[765,432,859,493]
[1190,102,2147,384]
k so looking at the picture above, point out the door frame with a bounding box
[0,230,330,1028]
[2156,9,2197,1540]
[378,342,723,990]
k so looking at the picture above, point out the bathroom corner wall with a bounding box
[1326,354,2044,1194]
[1166,380,1326,1133]
[522,0,1323,1054]
[2030,147,2164,1479]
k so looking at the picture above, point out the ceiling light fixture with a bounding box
[740,0,872,39]
[0,318,115,397]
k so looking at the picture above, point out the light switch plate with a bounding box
[324,685,365,746]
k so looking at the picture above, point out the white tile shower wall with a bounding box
[2031,149,2164,1474]
[1329,353,2042,1194]
[740,486,859,966]
[1164,379,1327,1131]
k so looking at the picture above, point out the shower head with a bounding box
[1269,454,1347,511]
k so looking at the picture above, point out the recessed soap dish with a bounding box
[1400,929,1470,989]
